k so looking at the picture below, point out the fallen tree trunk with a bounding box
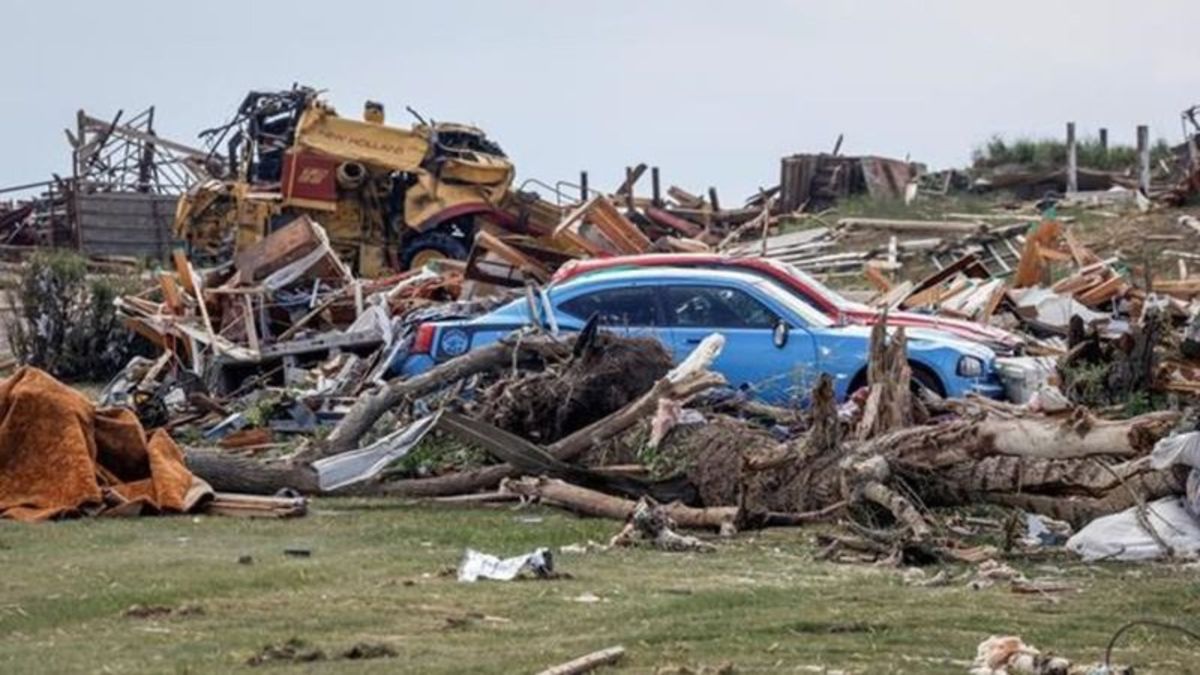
[184,448,318,493]
[975,409,1177,459]
[502,476,739,532]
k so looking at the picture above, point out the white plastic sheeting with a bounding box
[1066,497,1200,562]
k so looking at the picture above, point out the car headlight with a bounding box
[957,356,984,377]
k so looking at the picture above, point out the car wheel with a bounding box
[910,366,945,399]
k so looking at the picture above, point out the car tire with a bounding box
[910,366,945,398]
[849,363,944,399]
[400,230,470,270]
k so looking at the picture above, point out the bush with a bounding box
[5,250,145,381]
[972,135,1173,172]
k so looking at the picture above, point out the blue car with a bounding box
[396,267,1005,405]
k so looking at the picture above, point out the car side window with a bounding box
[665,286,777,328]
[559,287,659,326]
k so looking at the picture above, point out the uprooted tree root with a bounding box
[476,334,671,443]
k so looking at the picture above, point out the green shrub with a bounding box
[5,250,145,381]
[972,135,1173,172]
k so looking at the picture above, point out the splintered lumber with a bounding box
[159,272,182,314]
[644,205,703,238]
[863,264,892,292]
[1151,278,1200,298]
[173,249,197,298]
[837,217,987,235]
[503,476,738,531]
[1074,274,1126,306]
[901,252,992,308]
[203,492,307,518]
[554,194,651,256]
[535,647,626,675]
[473,230,553,282]
[1013,220,1063,288]
[1063,227,1102,266]
[667,186,706,209]
[876,281,914,310]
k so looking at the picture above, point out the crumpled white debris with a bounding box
[969,635,1071,675]
[457,547,554,582]
[1066,496,1200,562]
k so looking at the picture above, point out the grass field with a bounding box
[1,499,1198,674]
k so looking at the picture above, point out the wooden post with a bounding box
[624,166,635,209]
[1137,125,1151,195]
[579,171,588,202]
[1066,122,1078,194]
[651,166,661,207]
[1098,128,1108,155]
[708,187,720,212]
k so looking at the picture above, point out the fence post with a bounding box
[1137,125,1150,195]
[1066,122,1078,194]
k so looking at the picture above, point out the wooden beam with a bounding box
[159,272,182,315]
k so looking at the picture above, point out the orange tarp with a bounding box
[0,367,211,522]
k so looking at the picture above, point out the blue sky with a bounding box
[3,1,1198,201]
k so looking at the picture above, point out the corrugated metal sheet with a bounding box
[76,193,177,259]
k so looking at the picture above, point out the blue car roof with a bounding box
[552,265,768,291]
[549,266,836,328]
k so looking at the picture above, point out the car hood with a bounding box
[842,307,1021,351]
[821,323,998,362]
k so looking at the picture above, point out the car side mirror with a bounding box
[773,319,789,348]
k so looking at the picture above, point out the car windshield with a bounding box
[767,260,871,312]
[750,279,834,328]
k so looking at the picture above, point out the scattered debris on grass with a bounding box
[122,604,204,619]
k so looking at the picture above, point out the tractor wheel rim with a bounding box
[410,249,447,269]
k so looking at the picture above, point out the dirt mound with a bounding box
[477,335,671,443]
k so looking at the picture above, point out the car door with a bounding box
[555,285,667,343]
[662,284,817,405]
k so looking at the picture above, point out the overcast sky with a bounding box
[3,1,1199,202]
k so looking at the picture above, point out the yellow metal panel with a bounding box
[295,108,429,172]
[440,155,514,186]
[404,178,493,228]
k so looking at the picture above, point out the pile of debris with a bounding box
[126,307,1194,564]
[107,214,488,447]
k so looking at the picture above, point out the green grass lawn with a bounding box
[1,499,1198,673]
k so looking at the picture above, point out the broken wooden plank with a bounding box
[837,217,987,235]
[535,646,626,675]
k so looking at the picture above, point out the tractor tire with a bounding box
[400,230,470,270]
